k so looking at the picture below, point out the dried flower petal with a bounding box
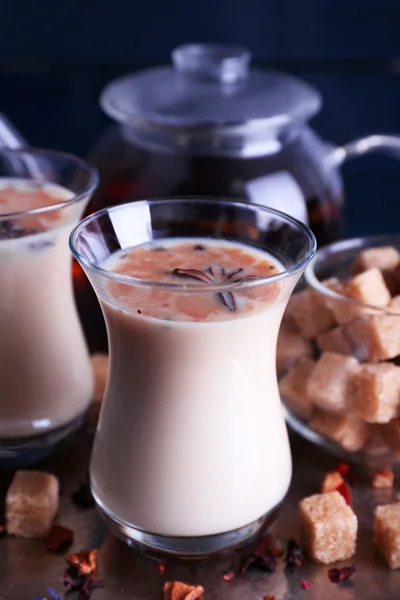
[336,462,350,475]
[240,551,276,574]
[45,524,74,552]
[72,482,95,509]
[372,468,394,489]
[301,580,311,590]
[321,471,344,494]
[78,576,104,600]
[157,562,166,574]
[222,569,235,582]
[164,581,204,600]
[65,549,98,576]
[328,565,355,583]
[336,481,352,506]
[284,540,304,568]
[264,596,276,600]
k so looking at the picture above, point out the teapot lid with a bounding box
[100,44,321,156]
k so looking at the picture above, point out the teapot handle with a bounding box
[331,134,400,165]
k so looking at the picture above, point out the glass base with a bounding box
[0,413,85,469]
[96,498,284,559]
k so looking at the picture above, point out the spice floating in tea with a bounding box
[0,220,39,240]
[169,266,262,312]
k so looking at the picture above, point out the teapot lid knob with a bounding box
[171,44,251,84]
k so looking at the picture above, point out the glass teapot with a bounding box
[82,43,400,351]
[89,43,400,244]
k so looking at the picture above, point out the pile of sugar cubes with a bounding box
[278,245,400,455]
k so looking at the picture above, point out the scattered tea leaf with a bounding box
[328,565,355,583]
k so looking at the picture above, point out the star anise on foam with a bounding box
[169,266,262,311]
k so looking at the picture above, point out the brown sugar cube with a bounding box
[310,410,369,452]
[299,491,357,564]
[276,317,312,377]
[374,503,400,568]
[306,352,358,413]
[279,356,316,420]
[349,363,400,423]
[352,246,400,274]
[321,471,344,494]
[346,314,400,362]
[343,268,391,308]
[164,581,204,600]
[91,353,109,402]
[372,469,394,489]
[6,471,59,538]
[316,325,355,356]
[327,269,390,326]
[287,285,336,339]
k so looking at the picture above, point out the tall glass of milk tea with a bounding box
[0,148,98,467]
[70,197,316,556]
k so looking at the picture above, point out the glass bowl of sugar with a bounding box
[278,234,400,468]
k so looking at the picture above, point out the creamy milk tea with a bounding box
[90,239,292,538]
[0,179,93,440]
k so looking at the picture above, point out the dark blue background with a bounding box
[0,0,399,236]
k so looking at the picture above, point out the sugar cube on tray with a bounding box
[6,470,59,538]
[299,491,358,565]
[374,503,400,569]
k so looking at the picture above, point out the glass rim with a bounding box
[70,197,316,292]
[0,147,99,222]
[305,233,400,314]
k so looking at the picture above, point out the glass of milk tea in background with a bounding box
[0,148,98,467]
[70,198,316,557]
